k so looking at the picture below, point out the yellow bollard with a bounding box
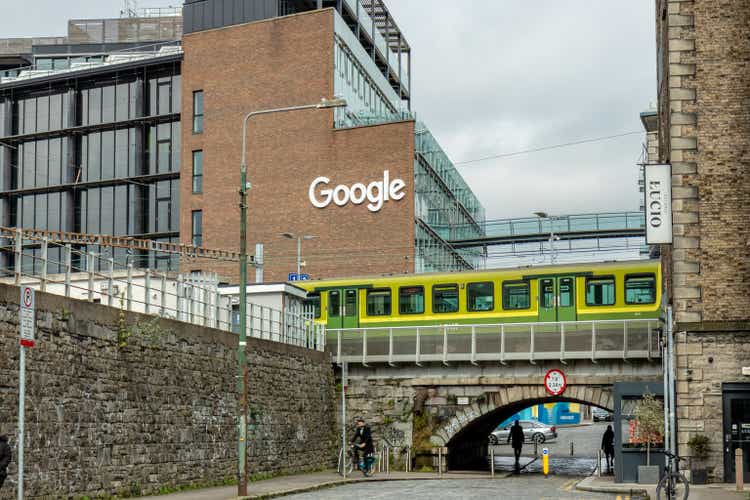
[543,447,550,477]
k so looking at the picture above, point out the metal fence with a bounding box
[0,228,325,351]
[329,319,660,365]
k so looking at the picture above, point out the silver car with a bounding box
[489,419,557,445]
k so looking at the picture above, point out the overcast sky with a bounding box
[2,0,656,221]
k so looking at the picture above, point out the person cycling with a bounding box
[350,416,374,470]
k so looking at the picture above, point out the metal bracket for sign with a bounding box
[560,323,567,365]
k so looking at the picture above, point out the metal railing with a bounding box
[0,228,325,351]
[329,319,660,365]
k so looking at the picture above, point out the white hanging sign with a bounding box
[644,164,673,244]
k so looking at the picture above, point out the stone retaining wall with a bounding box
[0,284,336,498]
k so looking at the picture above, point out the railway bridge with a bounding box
[333,319,663,469]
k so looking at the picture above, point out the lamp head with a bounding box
[533,211,549,219]
[316,97,348,109]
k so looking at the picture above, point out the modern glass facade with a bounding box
[0,54,182,274]
[331,5,485,273]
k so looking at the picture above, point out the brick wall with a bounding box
[180,9,416,282]
[658,0,750,325]
[657,0,750,481]
[0,285,336,498]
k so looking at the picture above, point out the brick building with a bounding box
[0,0,485,282]
[655,0,750,482]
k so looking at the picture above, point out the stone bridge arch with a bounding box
[428,384,614,469]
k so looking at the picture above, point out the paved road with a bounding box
[488,422,611,475]
[280,477,635,500]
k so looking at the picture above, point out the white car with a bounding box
[489,419,557,445]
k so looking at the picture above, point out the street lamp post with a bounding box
[281,232,316,277]
[237,97,346,496]
[533,211,561,264]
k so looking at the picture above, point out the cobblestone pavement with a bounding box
[280,477,631,500]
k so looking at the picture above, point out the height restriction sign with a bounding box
[19,286,35,347]
[544,369,567,396]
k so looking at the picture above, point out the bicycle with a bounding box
[656,451,689,500]
[338,445,377,477]
[337,446,355,476]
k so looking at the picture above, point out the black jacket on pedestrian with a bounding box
[507,423,524,449]
[0,435,11,474]
[351,425,374,454]
[601,427,615,455]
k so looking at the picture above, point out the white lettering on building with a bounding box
[308,170,405,212]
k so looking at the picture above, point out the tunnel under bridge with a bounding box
[335,319,663,471]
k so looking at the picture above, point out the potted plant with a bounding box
[634,392,664,484]
[687,434,710,484]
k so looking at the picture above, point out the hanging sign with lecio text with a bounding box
[644,164,673,244]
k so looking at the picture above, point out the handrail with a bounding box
[330,318,660,364]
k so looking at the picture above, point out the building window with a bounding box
[586,277,616,306]
[432,284,458,313]
[625,274,656,304]
[399,286,424,315]
[502,281,530,310]
[192,90,204,133]
[467,282,494,312]
[192,150,203,193]
[366,289,391,316]
[191,210,203,247]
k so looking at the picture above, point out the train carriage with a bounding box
[296,260,662,360]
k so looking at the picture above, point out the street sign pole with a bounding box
[17,343,24,500]
[18,285,35,500]
[341,361,348,479]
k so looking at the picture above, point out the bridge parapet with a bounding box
[330,319,660,365]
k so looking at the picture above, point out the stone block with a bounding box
[669,39,695,52]
[676,311,702,323]
[672,187,698,200]
[671,112,697,125]
[670,136,697,150]
[672,286,701,299]
[668,14,694,27]
[673,236,700,248]
[669,88,695,100]
[669,63,696,76]
[672,211,699,224]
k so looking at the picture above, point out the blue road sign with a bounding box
[288,273,311,281]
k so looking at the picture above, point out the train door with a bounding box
[538,276,577,322]
[327,288,359,329]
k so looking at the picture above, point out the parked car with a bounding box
[592,407,613,422]
[489,419,557,445]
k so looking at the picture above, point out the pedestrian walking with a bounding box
[0,435,11,489]
[601,424,615,473]
[507,419,524,473]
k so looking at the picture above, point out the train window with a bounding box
[586,277,615,306]
[399,286,424,315]
[541,279,554,308]
[329,290,341,317]
[433,284,458,313]
[366,289,392,316]
[344,290,357,316]
[305,292,321,318]
[502,281,530,310]
[467,282,494,312]
[559,278,573,307]
[625,274,656,304]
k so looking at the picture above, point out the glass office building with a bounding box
[0,51,182,273]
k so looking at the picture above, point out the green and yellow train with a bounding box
[298,260,661,330]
